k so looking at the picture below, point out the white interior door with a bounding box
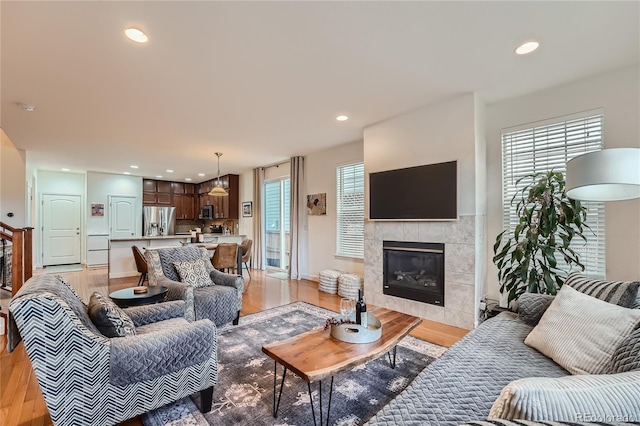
[42,194,82,266]
[110,196,139,239]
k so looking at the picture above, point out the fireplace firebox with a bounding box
[383,240,445,306]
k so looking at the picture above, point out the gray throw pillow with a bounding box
[565,272,640,308]
[173,258,213,288]
[517,293,555,326]
[609,326,640,373]
[87,292,136,338]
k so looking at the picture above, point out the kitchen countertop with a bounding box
[110,234,246,242]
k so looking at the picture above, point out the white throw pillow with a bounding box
[488,371,640,421]
[173,258,213,288]
[524,284,640,375]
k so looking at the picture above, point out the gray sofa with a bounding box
[367,284,640,425]
[8,274,218,426]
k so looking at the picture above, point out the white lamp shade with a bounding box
[566,148,640,201]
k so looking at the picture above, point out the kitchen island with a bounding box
[109,234,246,279]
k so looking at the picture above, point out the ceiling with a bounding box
[2,1,638,183]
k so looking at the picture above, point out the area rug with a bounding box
[43,264,83,274]
[266,271,289,280]
[143,301,446,426]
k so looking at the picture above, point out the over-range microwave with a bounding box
[200,205,214,220]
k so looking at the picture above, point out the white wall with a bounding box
[364,93,477,215]
[86,172,142,234]
[1,130,27,228]
[238,170,254,240]
[36,170,86,267]
[305,140,364,281]
[474,95,488,318]
[485,65,640,300]
[362,93,481,329]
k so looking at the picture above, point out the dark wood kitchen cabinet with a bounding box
[174,193,196,220]
[143,179,172,206]
[196,174,239,219]
[143,179,196,219]
[174,183,196,219]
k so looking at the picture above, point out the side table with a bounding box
[109,286,168,308]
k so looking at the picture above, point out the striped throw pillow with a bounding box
[565,272,640,308]
[609,326,640,373]
[488,371,640,421]
[524,285,640,375]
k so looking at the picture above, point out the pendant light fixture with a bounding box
[209,152,228,196]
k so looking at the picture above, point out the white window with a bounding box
[336,162,365,259]
[501,111,605,278]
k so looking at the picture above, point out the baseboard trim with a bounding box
[108,271,139,279]
[302,273,319,282]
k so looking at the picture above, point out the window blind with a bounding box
[265,181,281,231]
[502,113,605,278]
[336,162,365,258]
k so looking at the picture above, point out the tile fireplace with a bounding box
[383,240,445,307]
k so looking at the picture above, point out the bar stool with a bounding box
[131,246,148,286]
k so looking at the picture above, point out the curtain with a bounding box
[252,167,265,270]
[289,156,307,280]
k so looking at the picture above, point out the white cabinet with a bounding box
[87,234,109,267]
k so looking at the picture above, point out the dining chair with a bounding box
[212,243,239,274]
[239,239,253,278]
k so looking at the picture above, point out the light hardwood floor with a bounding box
[0,267,469,426]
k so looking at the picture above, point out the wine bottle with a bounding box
[355,289,363,325]
[360,295,368,328]
[356,289,368,327]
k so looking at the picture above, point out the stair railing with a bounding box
[0,222,33,295]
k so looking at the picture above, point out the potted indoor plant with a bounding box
[493,171,590,304]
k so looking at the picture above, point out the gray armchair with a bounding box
[8,274,217,426]
[145,246,244,326]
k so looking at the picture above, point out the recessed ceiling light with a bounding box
[156,175,163,178]
[198,173,205,177]
[61,168,70,172]
[130,165,139,169]
[125,28,148,43]
[336,115,349,121]
[123,172,131,175]
[19,103,36,112]
[166,169,174,173]
[185,178,192,182]
[515,41,539,55]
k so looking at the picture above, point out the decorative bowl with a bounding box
[330,314,382,344]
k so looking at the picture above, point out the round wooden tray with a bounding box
[133,286,148,294]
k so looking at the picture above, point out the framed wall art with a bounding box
[307,193,326,215]
[91,203,105,216]
[242,201,253,217]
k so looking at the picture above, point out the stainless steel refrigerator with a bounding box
[143,206,176,236]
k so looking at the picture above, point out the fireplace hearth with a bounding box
[383,240,445,307]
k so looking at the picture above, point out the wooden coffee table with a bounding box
[261,307,422,426]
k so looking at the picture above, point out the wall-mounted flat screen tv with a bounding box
[369,160,457,220]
